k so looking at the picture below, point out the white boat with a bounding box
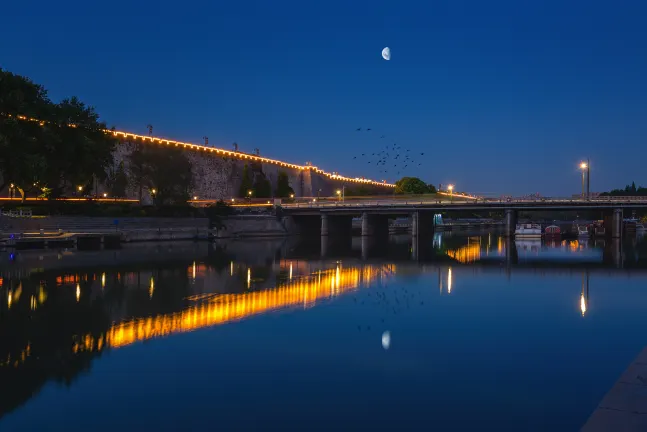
[577,225,589,237]
[515,239,541,252]
[515,223,542,238]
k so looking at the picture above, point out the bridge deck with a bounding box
[284,198,647,214]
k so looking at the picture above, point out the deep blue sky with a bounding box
[2,0,646,195]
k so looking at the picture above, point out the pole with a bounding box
[587,158,590,199]
[581,170,585,198]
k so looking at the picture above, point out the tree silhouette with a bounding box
[274,171,295,197]
[238,164,253,198]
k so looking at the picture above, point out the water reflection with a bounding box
[2,233,647,427]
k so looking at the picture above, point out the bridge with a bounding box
[282,196,647,238]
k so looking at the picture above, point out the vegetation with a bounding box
[395,177,435,194]
[600,182,647,196]
[274,171,295,197]
[0,69,116,202]
[253,174,272,198]
[132,146,194,205]
[238,164,254,198]
[106,161,129,197]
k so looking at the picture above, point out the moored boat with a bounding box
[515,223,542,238]
[544,225,561,237]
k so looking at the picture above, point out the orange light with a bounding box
[5,113,397,188]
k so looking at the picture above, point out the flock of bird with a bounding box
[351,276,427,334]
[351,128,425,177]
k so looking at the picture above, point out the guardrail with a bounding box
[282,197,647,208]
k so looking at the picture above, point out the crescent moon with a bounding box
[382,47,391,61]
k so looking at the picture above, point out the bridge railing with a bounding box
[282,196,647,208]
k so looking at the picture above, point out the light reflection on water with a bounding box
[2,233,647,431]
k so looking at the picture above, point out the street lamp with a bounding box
[579,162,588,199]
[448,184,454,202]
[77,185,83,192]
[336,189,342,201]
[103,193,108,198]
[289,193,294,199]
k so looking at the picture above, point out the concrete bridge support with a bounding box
[612,209,623,239]
[411,211,434,238]
[361,213,389,237]
[603,209,623,239]
[504,209,517,237]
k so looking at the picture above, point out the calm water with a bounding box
[2,233,647,431]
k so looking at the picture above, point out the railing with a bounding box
[282,196,647,209]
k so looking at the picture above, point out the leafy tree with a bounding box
[395,177,433,194]
[142,146,194,205]
[426,183,437,193]
[254,175,272,198]
[128,145,147,201]
[107,161,129,197]
[0,69,116,201]
[47,97,115,192]
[274,171,295,197]
[238,164,253,198]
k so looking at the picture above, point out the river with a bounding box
[1,233,647,431]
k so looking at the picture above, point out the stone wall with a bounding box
[0,136,393,201]
[112,138,392,202]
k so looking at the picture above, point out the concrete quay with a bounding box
[582,347,647,431]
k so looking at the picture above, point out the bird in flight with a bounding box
[356,128,361,131]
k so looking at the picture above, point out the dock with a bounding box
[581,346,647,431]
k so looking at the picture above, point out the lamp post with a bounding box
[336,186,345,202]
[587,158,590,199]
[448,184,454,203]
[579,162,587,199]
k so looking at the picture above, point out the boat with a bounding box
[544,225,561,237]
[515,223,542,238]
[577,225,589,237]
[636,223,645,232]
[591,221,606,237]
[515,239,541,252]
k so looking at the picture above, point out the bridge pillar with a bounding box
[411,211,433,238]
[321,214,329,236]
[320,235,328,257]
[504,209,517,237]
[361,213,389,238]
[612,208,623,239]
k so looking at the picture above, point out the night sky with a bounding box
[1,0,646,195]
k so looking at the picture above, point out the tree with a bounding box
[254,175,272,198]
[238,164,253,198]
[128,145,147,201]
[395,177,433,194]
[0,69,52,200]
[274,171,294,197]
[0,69,116,201]
[426,183,437,193]
[134,146,194,205]
[107,161,129,197]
